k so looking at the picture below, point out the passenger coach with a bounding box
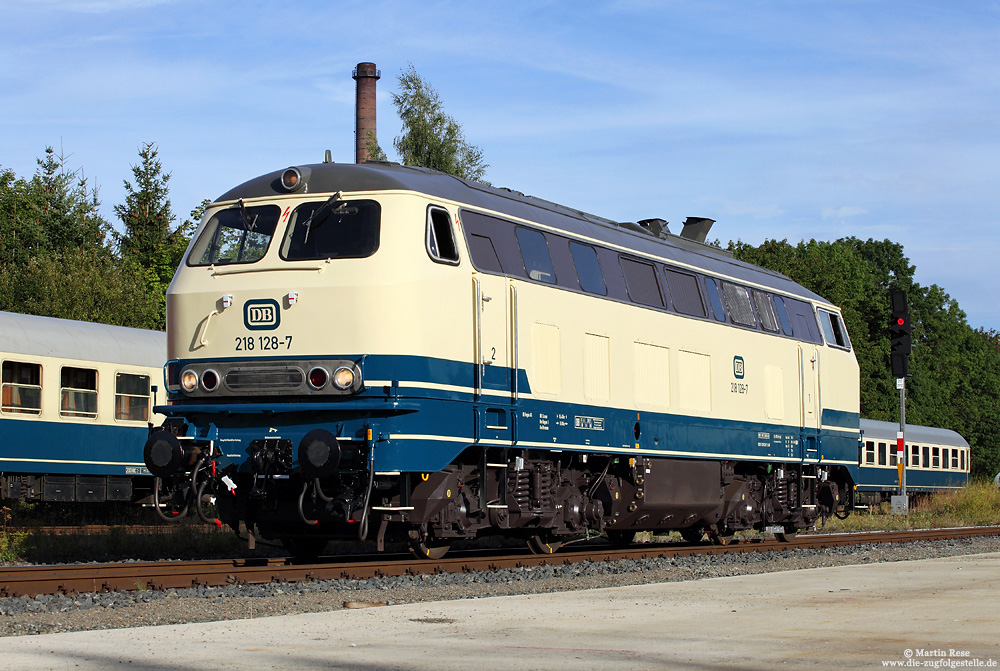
[856,418,970,503]
[145,160,861,557]
[1,312,165,503]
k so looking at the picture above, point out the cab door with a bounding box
[799,344,821,460]
[473,274,514,400]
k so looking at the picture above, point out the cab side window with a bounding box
[427,206,459,264]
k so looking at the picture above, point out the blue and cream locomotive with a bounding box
[145,160,862,556]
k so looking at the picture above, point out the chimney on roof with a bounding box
[353,62,380,164]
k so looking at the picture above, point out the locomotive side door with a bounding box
[799,344,821,460]
[474,274,514,400]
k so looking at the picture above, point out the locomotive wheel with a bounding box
[680,528,705,543]
[409,538,451,560]
[527,533,564,555]
[709,526,735,546]
[606,529,636,548]
[282,537,329,560]
[775,527,798,543]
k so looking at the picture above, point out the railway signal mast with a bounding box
[890,289,911,514]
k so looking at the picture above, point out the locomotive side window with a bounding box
[281,199,380,261]
[664,269,706,317]
[461,211,525,276]
[783,296,823,344]
[115,373,150,422]
[426,206,459,264]
[720,282,756,328]
[752,290,780,332]
[704,278,727,322]
[1,360,41,415]
[467,234,503,273]
[620,257,663,307]
[569,241,607,295]
[773,296,795,336]
[515,227,556,283]
[60,367,98,419]
[818,309,851,350]
[188,204,280,266]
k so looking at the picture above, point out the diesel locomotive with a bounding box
[144,160,863,557]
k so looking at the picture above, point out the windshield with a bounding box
[187,204,280,266]
[280,199,380,261]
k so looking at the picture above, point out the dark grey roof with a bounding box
[216,162,828,304]
[0,312,165,368]
[860,418,969,448]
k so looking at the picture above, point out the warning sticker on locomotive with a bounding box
[574,415,605,431]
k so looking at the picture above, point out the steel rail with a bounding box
[2,526,998,598]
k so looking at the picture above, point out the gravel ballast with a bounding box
[2,535,999,638]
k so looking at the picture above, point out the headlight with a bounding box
[332,366,355,390]
[180,369,199,393]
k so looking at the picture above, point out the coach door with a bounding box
[799,345,821,460]
[474,274,515,401]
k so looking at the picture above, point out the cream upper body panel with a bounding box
[167,192,472,364]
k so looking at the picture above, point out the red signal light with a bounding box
[897,317,906,326]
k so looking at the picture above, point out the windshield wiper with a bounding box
[303,191,343,244]
[236,199,257,232]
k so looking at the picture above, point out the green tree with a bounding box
[368,64,488,182]
[730,236,1000,476]
[114,142,192,327]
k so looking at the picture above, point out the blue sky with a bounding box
[2,1,998,330]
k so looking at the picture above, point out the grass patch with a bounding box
[822,479,1000,532]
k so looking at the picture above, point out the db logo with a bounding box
[733,356,745,379]
[243,299,280,330]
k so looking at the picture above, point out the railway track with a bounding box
[2,526,998,598]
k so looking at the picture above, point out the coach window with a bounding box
[620,257,664,307]
[865,440,876,465]
[818,309,851,350]
[569,241,606,295]
[115,373,150,422]
[704,278,727,322]
[281,200,380,261]
[189,204,280,266]
[60,367,98,419]
[1,361,41,415]
[888,445,897,466]
[878,442,887,466]
[932,447,941,469]
[515,227,556,283]
[773,296,795,336]
[923,446,930,470]
[720,282,757,328]
[426,206,459,264]
[910,444,920,468]
[665,269,706,317]
[951,450,959,470]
